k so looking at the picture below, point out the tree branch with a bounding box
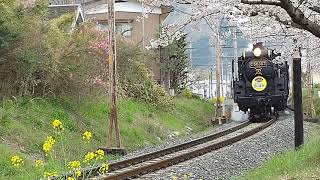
[241,0,281,7]
[309,6,320,14]
[279,0,320,38]
[273,15,303,29]
[241,0,320,38]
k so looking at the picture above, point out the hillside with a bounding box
[0,96,213,179]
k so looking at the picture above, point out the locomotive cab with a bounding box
[232,43,289,122]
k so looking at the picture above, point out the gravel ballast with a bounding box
[137,114,316,180]
[117,120,244,161]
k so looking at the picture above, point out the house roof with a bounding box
[47,4,85,27]
[85,0,163,15]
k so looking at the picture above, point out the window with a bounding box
[116,23,132,37]
[97,22,132,37]
[98,22,108,32]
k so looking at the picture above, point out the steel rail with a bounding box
[52,121,251,180]
[102,118,276,180]
[107,121,250,171]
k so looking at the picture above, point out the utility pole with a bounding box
[221,63,224,98]
[142,0,145,49]
[293,47,303,148]
[233,27,238,81]
[103,0,125,155]
[209,70,211,98]
[214,34,223,124]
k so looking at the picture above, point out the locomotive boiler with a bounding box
[232,42,289,122]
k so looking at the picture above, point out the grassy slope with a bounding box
[239,125,320,180]
[0,96,213,179]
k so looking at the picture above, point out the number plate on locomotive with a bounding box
[249,61,267,68]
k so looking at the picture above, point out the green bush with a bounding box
[117,39,173,108]
[0,1,107,97]
[0,0,172,108]
[181,89,193,99]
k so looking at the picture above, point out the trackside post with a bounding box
[292,48,303,148]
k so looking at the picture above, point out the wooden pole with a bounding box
[214,35,223,123]
[107,0,122,149]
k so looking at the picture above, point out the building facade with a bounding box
[84,0,171,83]
[50,0,172,83]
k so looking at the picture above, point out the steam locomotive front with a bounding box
[233,43,289,121]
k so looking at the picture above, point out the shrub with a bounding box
[0,1,172,108]
[209,96,225,104]
[181,89,193,99]
[117,38,173,108]
[0,1,108,98]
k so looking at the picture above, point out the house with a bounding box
[84,0,172,83]
[47,4,85,28]
[48,0,172,84]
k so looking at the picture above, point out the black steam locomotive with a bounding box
[232,43,289,122]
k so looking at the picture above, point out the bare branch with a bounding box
[241,0,281,6]
[309,6,320,14]
[273,15,303,29]
[240,0,320,38]
[280,0,320,38]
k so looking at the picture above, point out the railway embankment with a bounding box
[0,96,213,179]
[239,120,320,180]
[140,114,319,180]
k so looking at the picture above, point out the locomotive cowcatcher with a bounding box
[232,43,289,122]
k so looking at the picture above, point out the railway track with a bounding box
[89,117,276,180]
[53,120,251,180]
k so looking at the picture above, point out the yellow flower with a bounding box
[35,159,44,168]
[82,131,92,140]
[43,142,52,154]
[172,176,178,180]
[46,136,56,145]
[75,170,82,177]
[99,163,109,174]
[11,155,24,167]
[67,177,75,180]
[68,160,81,170]
[52,119,63,131]
[43,136,56,155]
[43,171,58,179]
[95,149,105,160]
[84,152,95,162]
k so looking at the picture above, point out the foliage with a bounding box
[0,96,213,179]
[209,96,225,104]
[181,89,193,99]
[0,0,107,98]
[160,34,189,94]
[0,0,171,108]
[117,38,173,108]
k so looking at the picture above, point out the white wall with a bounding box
[85,0,162,15]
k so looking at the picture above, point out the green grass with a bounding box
[238,125,320,180]
[0,96,213,179]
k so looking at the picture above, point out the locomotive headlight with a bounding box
[253,47,262,57]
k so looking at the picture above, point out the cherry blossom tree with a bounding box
[145,0,320,68]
